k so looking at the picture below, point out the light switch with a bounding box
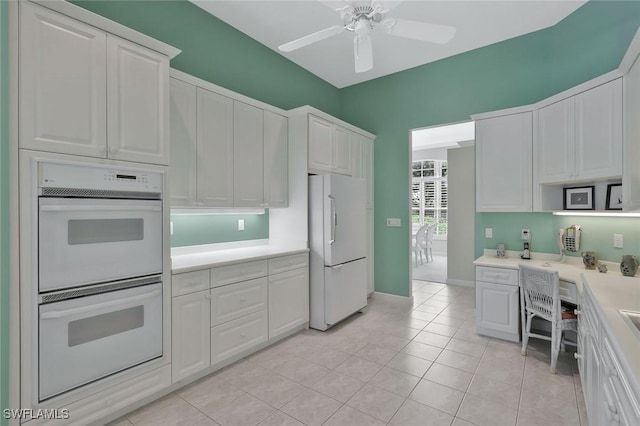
[521,229,530,240]
[386,218,401,227]
[614,233,623,248]
[485,228,493,238]
[238,219,245,231]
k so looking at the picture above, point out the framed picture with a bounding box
[606,183,623,210]
[563,186,595,210]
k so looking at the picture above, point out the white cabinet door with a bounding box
[308,115,333,172]
[196,88,234,207]
[575,79,623,180]
[366,208,374,294]
[362,137,374,210]
[264,111,288,208]
[233,102,264,207]
[169,78,197,207]
[538,97,575,183]
[351,134,363,178]
[172,290,211,382]
[475,281,519,342]
[107,35,169,165]
[19,2,107,157]
[333,126,352,175]
[268,268,309,338]
[475,112,532,212]
[624,55,640,210]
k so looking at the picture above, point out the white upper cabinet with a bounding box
[20,2,107,158]
[107,35,169,164]
[351,133,374,210]
[197,88,234,207]
[19,2,171,165]
[538,79,622,184]
[234,101,264,207]
[169,78,197,206]
[624,48,640,210]
[308,115,353,176]
[264,111,288,208]
[475,111,533,212]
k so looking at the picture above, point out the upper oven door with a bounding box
[39,197,163,292]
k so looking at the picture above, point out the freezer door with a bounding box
[324,258,367,325]
[323,174,366,266]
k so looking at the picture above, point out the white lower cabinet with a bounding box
[269,268,309,338]
[475,266,519,342]
[172,290,211,383]
[211,310,268,364]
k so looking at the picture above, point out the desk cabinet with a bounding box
[475,266,520,342]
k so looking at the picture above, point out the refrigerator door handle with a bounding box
[328,195,336,245]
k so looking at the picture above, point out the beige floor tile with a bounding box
[423,362,473,392]
[323,405,386,426]
[177,375,244,412]
[280,389,342,426]
[411,310,439,322]
[216,361,271,388]
[522,367,577,403]
[445,338,487,358]
[431,315,466,328]
[424,322,459,337]
[453,328,490,345]
[414,304,444,315]
[452,417,477,426]
[346,383,405,423]
[413,331,452,348]
[206,392,275,426]
[301,347,351,369]
[387,352,433,377]
[457,393,517,426]
[435,349,480,373]
[475,357,525,388]
[518,389,580,426]
[467,374,521,409]
[248,345,294,369]
[402,340,444,361]
[309,370,364,403]
[409,379,464,416]
[275,356,331,387]
[106,417,133,426]
[369,367,420,396]
[355,342,399,365]
[128,393,218,426]
[389,399,454,426]
[370,332,412,350]
[244,372,306,408]
[334,356,383,382]
[257,411,304,426]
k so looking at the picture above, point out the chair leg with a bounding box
[429,247,433,262]
[521,314,532,356]
[550,325,561,374]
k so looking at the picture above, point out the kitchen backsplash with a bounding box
[170,212,269,247]
[476,212,640,263]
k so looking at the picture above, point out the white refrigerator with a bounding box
[309,174,367,331]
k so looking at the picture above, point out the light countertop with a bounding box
[171,239,309,274]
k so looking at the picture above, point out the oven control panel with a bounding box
[39,162,162,193]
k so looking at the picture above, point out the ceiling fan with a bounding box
[278,0,456,73]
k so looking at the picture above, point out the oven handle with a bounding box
[40,289,161,320]
[40,205,162,212]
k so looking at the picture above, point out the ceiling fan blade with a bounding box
[353,34,373,73]
[382,18,456,44]
[278,25,344,52]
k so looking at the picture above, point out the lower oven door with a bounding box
[38,197,163,292]
[39,283,163,401]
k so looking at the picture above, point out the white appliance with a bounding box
[36,161,164,401]
[309,174,367,331]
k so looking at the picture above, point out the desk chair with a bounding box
[519,264,577,373]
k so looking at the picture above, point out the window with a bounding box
[411,160,447,237]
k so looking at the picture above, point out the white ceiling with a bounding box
[191,0,586,89]
[412,121,475,151]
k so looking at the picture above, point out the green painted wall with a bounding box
[170,213,269,247]
[1,0,8,422]
[340,1,640,296]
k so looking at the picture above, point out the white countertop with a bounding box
[475,249,640,395]
[171,239,309,274]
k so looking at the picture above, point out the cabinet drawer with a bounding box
[211,310,267,364]
[268,253,309,275]
[210,260,268,288]
[211,277,267,326]
[475,266,518,286]
[172,269,210,297]
[602,334,640,422]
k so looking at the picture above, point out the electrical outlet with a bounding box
[238,219,245,231]
[521,229,530,241]
[387,218,401,227]
[614,233,623,249]
[485,228,493,238]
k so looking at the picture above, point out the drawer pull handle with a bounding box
[574,309,581,315]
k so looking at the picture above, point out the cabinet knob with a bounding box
[574,309,581,315]
[574,353,582,360]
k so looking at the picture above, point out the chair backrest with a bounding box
[519,264,560,322]
[415,224,429,248]
[425,224,437,244]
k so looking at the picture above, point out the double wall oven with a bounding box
[36,162,164,401]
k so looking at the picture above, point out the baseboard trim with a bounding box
[446,279,474,288]
[372,291,414,305]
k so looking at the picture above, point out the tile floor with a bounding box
[111,280,587,426]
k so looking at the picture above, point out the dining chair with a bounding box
[424,223,436,263]
[519,264,577,373]
[413,224,429,266]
